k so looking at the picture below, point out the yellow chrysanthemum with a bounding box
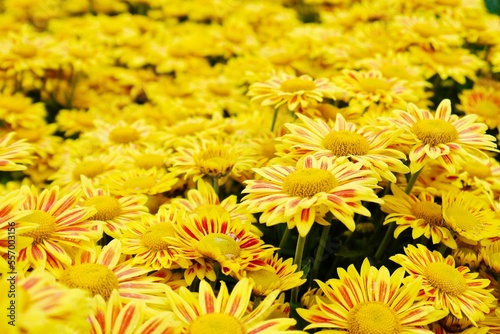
[390,244,496,325]
[455,156,500,198]
[387,99,498,174]
[457,86,500,129]
[297,258,447,333]
[277,113,410,182]
[164,278,301,334]
[104,167,179,197]
[242,155,381,237]
[0,92,46,128]
[247,73,338,111]
[0,132,34,171]
[0,269,93,334]
[89,290,181,334]
[381,183,456,248]
[451,240,483,269]
[441,190,500,244]
[481,240,500,274]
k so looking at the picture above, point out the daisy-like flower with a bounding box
[277,112,409,182]
[12,185,99,274]
[0,132,34,171]
[236,254,306,297]
[79,175,149,239]
[171,207,275,284]
[457,86,500,129]
[120,206,191,270]
[451,240,483,269]
[390,244,496,325]
[164,278,302,334]
[381,183,456,248]
[441,190,500,244]
[0,269,93,334]
[247,73,338,111]
[387,99,498,174]
[481,240,500,274]
[57,239,168,307]
[89,290,181,334]
[297,258,447,333]
[456,156,500,198]
[104,167,179,197]
[0,93,47,129]
[334,69,419,108]
[242,155,381,237]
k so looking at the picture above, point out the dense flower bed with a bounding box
[1,0,500,333]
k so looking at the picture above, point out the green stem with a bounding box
[278,227,291,254]
[310,224,331,283]
[291,234,307,304]
[405,169,422,194]
[438,243,448,256]
[270,107,279,132]
[253,295,262,309]
[212,176,219,197]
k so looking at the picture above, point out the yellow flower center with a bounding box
[123,176,156,191]
[82,195,121,221]
[444,207,479,232]
[322,130,370,156]
[411,119,459,146]
[423,262,467,296]
[410,202,443,226]
[188,313,246,334]
[19,210,57,244]
[358,77,391,92]
[431,52,460,65]
[195,145,237,179]
[348,302,401,334]
[247,269,280,294]
[172,122,206,136]
[141,222,175,251]
[60,263,119,300]
[316,103,340,120]
[475,100,499,118]
[134,154,165,169]
[12,43,38,58]
[463,161,492,179]
[380,64,412,80]
[269,52,293,66]
[283,168,338,198]
[109,126,141,144]
[73,161,105,180]
[489,251,500,266]
[197,233,241,260]
[280,78,317,93]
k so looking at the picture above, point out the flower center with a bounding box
[188,313,246,334]
[431,52,460,65]
[444,207,479,232]
[348,302,401,334]
[82,195,121,221]
[59,263,119,300]
[109,126,140,144]
[423,262,467,296]
[134,154,165,169]
[280,78,317,93]
[12,43,38,58]
[141,222,175,251]
[463,161,492,179]
[358,77,392,92]
[72,161,105,180]
[197,233,241,260]
[19,210,57,244]
[475,100,499,117]
[410,202,443,226]
[322,130,370,156]
[489,251,500,265]
[195,146,236,179]
[123,176,156,191]
[247,269,280,293]
[411,119,459,146]
[283,168,338,198]
[260,139,277,159]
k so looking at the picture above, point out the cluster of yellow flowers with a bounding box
[1,0,500,333]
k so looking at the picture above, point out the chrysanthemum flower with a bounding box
[57,239,167,306]
[481,240,500,274]
[89,290,181,334]
[381,183,456,248]
[457,86,500,129]
[441,190,500,244]
[79,175,148,238]
[0,132,34,171]
[104,167,178,197]
[242,155,381,237]
[451,240,483,269]
[13,185,99,274]
[164,278,301,334]
[120,206,191,270]
[0,269,93,334]
[171,207,275,284]
[387,99,498,174]
[0,93,47,128]
[247,73,338,111]
[236,254,306,297]
[277,113,410,182]
[456,156,500,198]
[429,315,490,334]
[297,258,447,333]
[390,244,496,325]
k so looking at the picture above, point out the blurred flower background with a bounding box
[1,0,500,333]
